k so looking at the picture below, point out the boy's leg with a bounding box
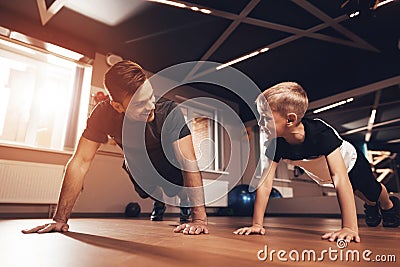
[348,150,383,227]
[354,190,381,227]
[377,184,393,210]
[378,184,400,227]
[349,150,399,227]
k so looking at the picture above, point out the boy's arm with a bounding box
[22,137,100,234]
[322,147,360,243]
[234,160,278,235]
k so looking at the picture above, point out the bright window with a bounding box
[0,37,92,151]
[181,105,225,172]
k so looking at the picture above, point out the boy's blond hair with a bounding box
[256,82,308,120]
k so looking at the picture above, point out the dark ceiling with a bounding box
[0,0,399,151]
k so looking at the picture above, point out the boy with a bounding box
[234,82,399,243]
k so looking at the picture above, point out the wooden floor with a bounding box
[0,216,398,267]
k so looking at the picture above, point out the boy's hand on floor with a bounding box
[233,225,266,235]
[321,227,360,243]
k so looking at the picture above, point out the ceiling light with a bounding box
[200,9,212,14]
[365,92,379,142]
[368,109,377,125]
[313,98,354,114]
[65,0,146,26]
[216,51,260,70]
[376,0,395,8]
[216,47,270,70]
[148,0,212,14]
[387,139,400,144]
[349,11,360,17]
[149,0,186,8]
[365,131,372,142]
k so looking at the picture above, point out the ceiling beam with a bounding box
[308,75,400,110]
[184,0,260,81]
[178,0,374,52]
[341,117,400,136]
[242,15,369,50]
[292,0,379,52]
[188,15,359,82]
[36,0,68,26]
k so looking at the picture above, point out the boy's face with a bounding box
[123,80,156,122]
[257,97,291,140]
[257,100,275,140]
[258,109,288,140]
[270,110,290,138]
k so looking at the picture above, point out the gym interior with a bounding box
[0,1,399,266]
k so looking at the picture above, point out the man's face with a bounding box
[123,80,156,122]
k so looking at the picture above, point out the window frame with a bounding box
[180,101,225,172]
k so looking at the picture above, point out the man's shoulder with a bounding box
[155,97,178,113]
[91,100,113,113]
[88,100,119,121]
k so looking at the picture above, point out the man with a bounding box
[22,60,208,235]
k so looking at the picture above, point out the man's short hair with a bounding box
[104,60,147,103]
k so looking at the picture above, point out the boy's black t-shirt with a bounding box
[265,118,343,163]
[82,98,191,179]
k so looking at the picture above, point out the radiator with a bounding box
[0,160,64,204]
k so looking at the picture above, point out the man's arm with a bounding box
[22,136,100,234]
[172,135,209,235]
[234,160,278,235]
[321,147,360,243]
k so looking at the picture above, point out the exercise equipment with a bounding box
[270,187,283,198]
[225,184,282,216]
[124,202,141,217]
[228,184,255,216]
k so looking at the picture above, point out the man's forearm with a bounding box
[53,160,89,223]
[182,171,207,222]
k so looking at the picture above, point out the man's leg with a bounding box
[123,164,167,221]
[162,179,191,222]
[150,187,167,221]
[178,190,191,223]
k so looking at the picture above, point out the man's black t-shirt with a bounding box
[265,118,343,162]
[82,98,191,181]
